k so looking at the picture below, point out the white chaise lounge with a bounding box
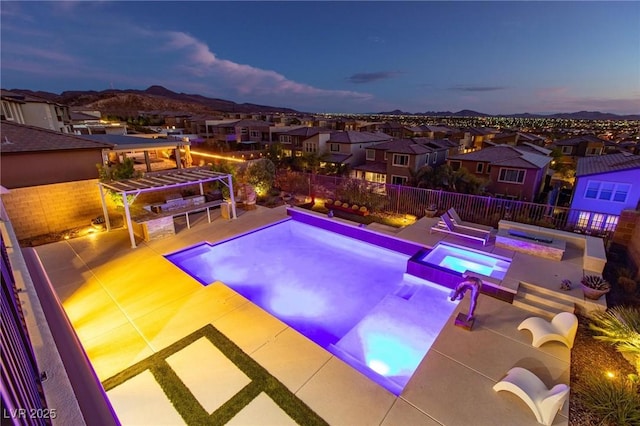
[518,312,578,349]
[493,367,569,426]
[447,208,494,233]
[431,213,491,246]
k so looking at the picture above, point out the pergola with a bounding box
[98,167,236,248]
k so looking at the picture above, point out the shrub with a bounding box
[589,306,640,374]
[359,206,368,213]
[334,201,342,207]
[574,373,640,425]
[326,199,333,205]
[351,204,359,210]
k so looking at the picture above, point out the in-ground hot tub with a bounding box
[406,242,512,290]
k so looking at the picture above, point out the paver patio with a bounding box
[34,205,576,425]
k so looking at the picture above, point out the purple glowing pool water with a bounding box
[167,218,457,395]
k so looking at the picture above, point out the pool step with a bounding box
[394,283,418,300]
[513,283,575,320]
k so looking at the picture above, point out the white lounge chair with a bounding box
[447,208,494,233]
[518,312,578,349]
[493,367,569,426]
[431,213,491,246]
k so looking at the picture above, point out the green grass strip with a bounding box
[102,324,328,425]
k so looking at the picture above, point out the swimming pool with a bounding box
[166,216,458,395]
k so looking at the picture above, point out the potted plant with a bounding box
[425,204,438,218]
[580,275,611,300]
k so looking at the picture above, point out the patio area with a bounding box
[33,205,582,425]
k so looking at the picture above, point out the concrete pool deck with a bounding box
[34,205,578,425]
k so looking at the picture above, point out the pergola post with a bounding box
[98,183,111,231]
[121,192,136,248]
[144,151,152,172]
[227,174,237,219]
[175,147,182,169]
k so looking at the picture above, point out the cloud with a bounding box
[2,43,80,65]
[448,85,507,92]
[164,31,373,101]
[347,71,402,84]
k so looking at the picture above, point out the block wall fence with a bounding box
[1,179,206,240]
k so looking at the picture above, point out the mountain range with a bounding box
[6,85,298,117]
[377,109,640,120]
[5,85,639,120]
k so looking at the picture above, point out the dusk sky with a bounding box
[2,1,639,115]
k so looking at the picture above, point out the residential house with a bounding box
[353,138,448,185]
[206,119,272,148]
[278,127,332,157]
[1,90,72,133]
[460,127,499,151]
[551,135,607,166]
[323,131,393,171]
[1,90,26,124]
[377,122,414,139]
[70,111,128,136]
[570,152,640,233]
[0,121,112,188]
[407,125,457,140]
[447,144,552,201]
[492,131,547,147]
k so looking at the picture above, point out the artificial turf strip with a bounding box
[102,324,329,426]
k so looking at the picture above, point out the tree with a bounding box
[240,158,276,196]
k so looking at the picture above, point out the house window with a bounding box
[1,101,13,120]
[587,147,601,156]
[561,146,572,155]
[365,172,386,184]
[330,143,340,152]
[476,163,484,173]
[384,152,388,161]
[391,175,408,185]
[432,154,437,164]
[449,160,461,171]
[250,130,260,138]
[280,135,291,143]
[304,142,317,153]
[584,180,630,203]
[240,127,248,135]
[392,154,409,167]
[486,165,492,174]
[498,168,525,184]
[366,149,375,160]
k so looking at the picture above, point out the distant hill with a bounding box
[6,86,298,118]
[378,109,640,120]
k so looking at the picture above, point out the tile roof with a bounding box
[280,127,331,137]
[1,121,112,153]
[370,138,434,154]
[352,162,387,174]
[449,144,551,169]
[576,152,640,176]
[328,131,392,144]
[553,135,606,146]
[323,153,352,163]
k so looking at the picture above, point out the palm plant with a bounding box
[589,306,640,373]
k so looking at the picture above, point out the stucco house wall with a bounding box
[571,168,640,215]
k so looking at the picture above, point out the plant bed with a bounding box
[324,202,369,216]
